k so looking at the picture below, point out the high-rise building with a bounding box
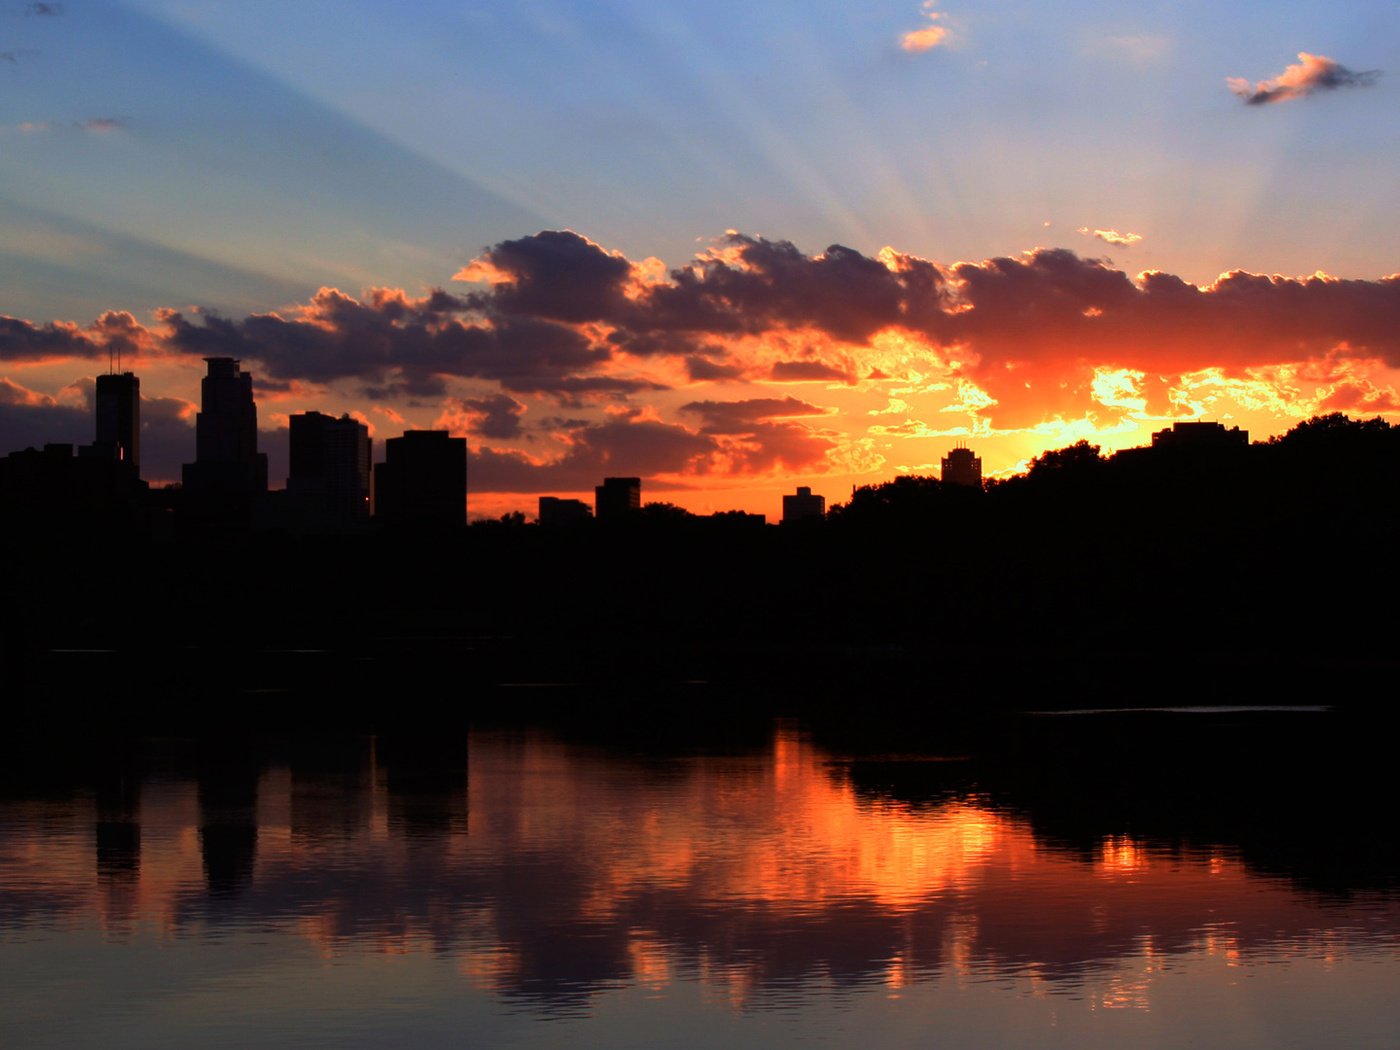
[782,486,825,524]
[594,477,641,522]
[94,372,140,476]
[286,411,372,530]
[941,444,982,487]
[182,357,268,498]
[374,430,467,528]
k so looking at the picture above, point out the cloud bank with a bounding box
[5,229,1400,493]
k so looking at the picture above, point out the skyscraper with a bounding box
[941,444,982,487]
[374,430,467,528]
[287,411,372,530]
[182,357,268,500]
[94,372,140,476]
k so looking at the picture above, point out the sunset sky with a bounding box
[2,0,1397,517]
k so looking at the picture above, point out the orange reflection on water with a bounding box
[627,933,674,991]
[1100,836,1148,875]
[458,942,522,993]
[708,730,1018,912]
[4,727,1399,1017]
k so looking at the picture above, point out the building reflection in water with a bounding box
[196,748,261,898]
[94,763,140,933]
[2,722,1398,1030]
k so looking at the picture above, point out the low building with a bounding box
[538,496,592,526]
[1151,421,1249,448]
[594,477,641,522]
[782,486,825,524]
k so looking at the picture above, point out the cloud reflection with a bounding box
[1,727,1397,1018]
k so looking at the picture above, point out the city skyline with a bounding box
[2,1,1397,518]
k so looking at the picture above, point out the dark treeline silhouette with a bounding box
[3,412,1398,726]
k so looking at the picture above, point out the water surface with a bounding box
[2,718,1397,1047]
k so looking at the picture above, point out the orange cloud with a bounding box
[900,3,950,53]
[1227,52,1380,106]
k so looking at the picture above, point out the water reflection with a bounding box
[2,721,1399,1044]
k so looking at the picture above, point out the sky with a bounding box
[2,0,1397,518]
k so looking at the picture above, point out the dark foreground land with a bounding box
[4,414,1398,730]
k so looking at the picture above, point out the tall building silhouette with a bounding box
[941,444,982,487]
[374,430,467,528]
[782,486,825,524]
[182,357,268,499]
[287,411,371,529]
[594,477,641,522]
[94,372,140,476]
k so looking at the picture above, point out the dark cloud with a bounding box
[536,416,591,431]
[0,379,87,456]
[677,397,836,473]
[470,417,717,493]
[159,292,624,400]
[629,234,945,347]
[684,355,746,382]
[679,397,829,433]
[138,394,199,483]
[443,394,527,439]
[942,251,1400,370]
[469,398,837,493]
[525,375,667,400]
[769,361,855,383]
[1228,52,1380,106]
[457,230,633,323]
[455,231,950,364]
[25,3,65,15]
[1,49,38,63]
[0,311,149,363]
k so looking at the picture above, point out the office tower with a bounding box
[287,411,372,529]
[781,486,825,524]
[374,430,467,528]
[94,372,140,476]
[941,444,982,487]
[182,357,268,498]
[594,477,641,522]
